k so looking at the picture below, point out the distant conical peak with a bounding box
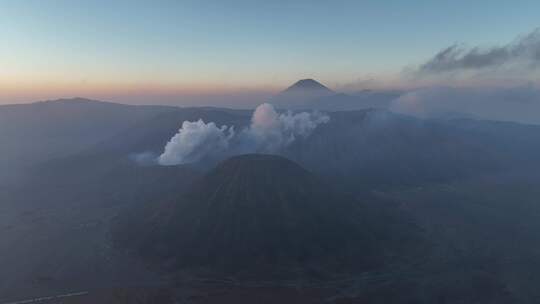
[284,79,334,92]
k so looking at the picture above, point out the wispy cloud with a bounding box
[419,28,540,74]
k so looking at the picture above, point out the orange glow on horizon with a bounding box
[0,80,282,104]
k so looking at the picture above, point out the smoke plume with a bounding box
[419,28,540,74]
[158,120,235,165]
[157,103,329,165]
[239,103,330,152]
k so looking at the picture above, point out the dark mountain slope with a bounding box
[0,98,175,183]
[284,110,540,190]
[114,154,425,279]
[16,106,249,187]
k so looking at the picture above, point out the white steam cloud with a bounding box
[157,103,329,165]
[158,120,235,165]
[240,103,330,152]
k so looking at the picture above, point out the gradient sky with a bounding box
[1,0,540,105]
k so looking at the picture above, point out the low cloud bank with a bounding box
[391,85,540,124]
[157,103,329,165]
[392,27,540,124]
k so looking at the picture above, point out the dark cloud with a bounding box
[420,28,540,73]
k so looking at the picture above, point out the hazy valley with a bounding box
[1,79,540,303]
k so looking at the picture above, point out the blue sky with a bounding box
[1,0,539,104]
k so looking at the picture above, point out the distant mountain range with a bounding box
[3,95,540,302]
[3,95,540,189]
[270,78,402,111]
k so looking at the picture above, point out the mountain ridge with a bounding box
[271,78,399,111]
